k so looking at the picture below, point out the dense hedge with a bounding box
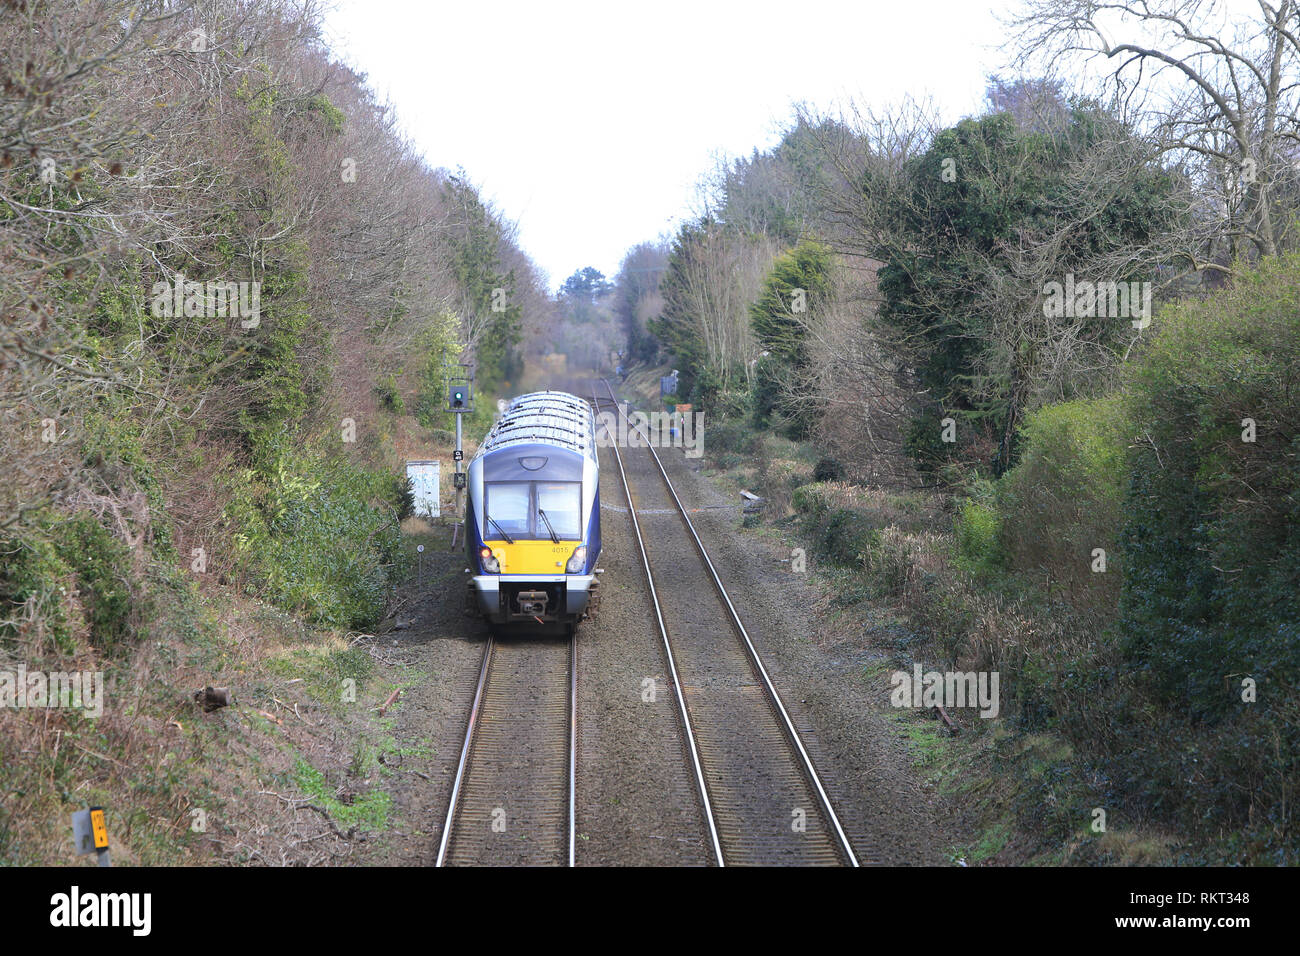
[1120,256,1300,717]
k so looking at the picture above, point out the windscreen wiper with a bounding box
[487,516,515,544]
[537,509,559,544]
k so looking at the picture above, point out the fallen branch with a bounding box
[271,696,315,727]
[298,803,365,842]
[934,704,960,734]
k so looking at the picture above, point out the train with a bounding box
[464,390,601,635]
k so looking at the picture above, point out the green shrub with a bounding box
[749,241,832,439]
[711,388,751,420]
[749,357,778,425]
[0,515,136,656]
[813,456,845,482]
[688,364,723,410]
[307,93,346,134]
[1114,255,1300,857]
[791,483,832,516]
[791,484,878,566]
[235,242,326,449]
[81,408,175,556]
[995,395,1129,600]
[707,419,758,457]
[57,516,134,654]
[815,508,879,567]
[227,438,405,630]
[955,495,1002,574]
[374,375,405,414]
[903,408,959,476]
[394,474,415,521]
[1120,255,1300,715]
[0,533,77,653]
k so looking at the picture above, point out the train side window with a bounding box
[537,482,582,539]
[485,481,531,538]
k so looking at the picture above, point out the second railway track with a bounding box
[594,379,859,866]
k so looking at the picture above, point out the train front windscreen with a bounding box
[484,480,582,540]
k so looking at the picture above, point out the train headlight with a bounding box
[480,548,500,573]
[565,546,587,574]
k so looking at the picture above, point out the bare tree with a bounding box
[1010,0,1300,269]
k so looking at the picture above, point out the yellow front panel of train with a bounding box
[484,539,576,574]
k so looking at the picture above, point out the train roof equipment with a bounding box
[476,390,597,463]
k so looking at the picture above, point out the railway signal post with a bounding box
[446,370,473,547]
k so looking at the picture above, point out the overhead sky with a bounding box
[322,0,1021,289]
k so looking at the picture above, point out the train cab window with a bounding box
[484,481,531,538]
[537,482,581,539]
[484,480,583,540]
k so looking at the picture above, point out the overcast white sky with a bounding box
[322,0,1021,289]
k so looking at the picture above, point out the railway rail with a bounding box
[595,379,859,866]
[436,633,577,866]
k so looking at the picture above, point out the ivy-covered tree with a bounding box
[875,102,1178,472]
[749,240,833,436]
[442,175,524,391]
[648,219,718,404]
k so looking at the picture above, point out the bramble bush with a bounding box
[0,514,135,657]
[228,438,406,630]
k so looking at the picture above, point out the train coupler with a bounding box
[515,589,550,616]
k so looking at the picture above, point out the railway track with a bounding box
[436,634,577,866]
[595,379,859,866]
